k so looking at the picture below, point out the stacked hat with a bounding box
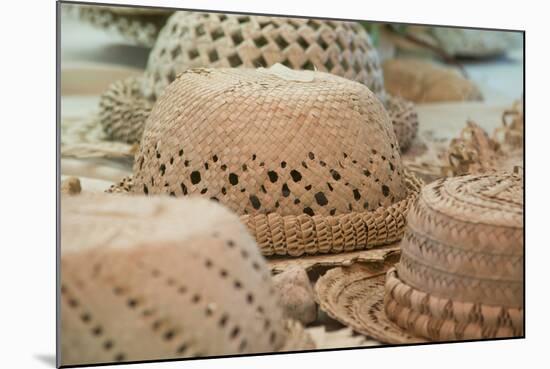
[108,65,422,257]
[98,11,418,151]
[60,194,313,366]
[315,172,523,343]
[76,4,172,47]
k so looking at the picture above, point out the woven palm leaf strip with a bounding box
[78,6,172,47]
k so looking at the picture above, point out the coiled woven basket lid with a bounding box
[314,172,524,344]
[108,66,422,257]
[98,11,417,150]
[60,194,313,366]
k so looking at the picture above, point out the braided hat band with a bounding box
[108,66,422,257]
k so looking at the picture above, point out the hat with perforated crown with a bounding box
[108,65,422,257]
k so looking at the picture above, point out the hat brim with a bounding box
[314,263,426,344]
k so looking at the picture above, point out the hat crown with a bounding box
[132,67,407,218]
[61,195,287,364]
[397,173,524,308]
[142,12,384,101]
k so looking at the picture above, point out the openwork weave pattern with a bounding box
[387,173,523,340]
[243,171,421,256]
[111,67,421,256]
[60,195,312,366]
[142,12,384,100]
[78,5,172,47]
[98,11,417,150]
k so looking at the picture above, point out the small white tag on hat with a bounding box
[261,63,315,82]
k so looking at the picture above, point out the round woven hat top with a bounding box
[142,11,384,101]
[60,194,311,366]
[132,66,406,216]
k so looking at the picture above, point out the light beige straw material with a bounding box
[108,66,422,257]
[97,11,417,149]
[315,172,523,343]
[60,194,313,366]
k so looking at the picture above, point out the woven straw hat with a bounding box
[108,66,421,257]
[77,5,172,47]
[98,11,418,150]
[315,172,523,343]
[60,194,313,366]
